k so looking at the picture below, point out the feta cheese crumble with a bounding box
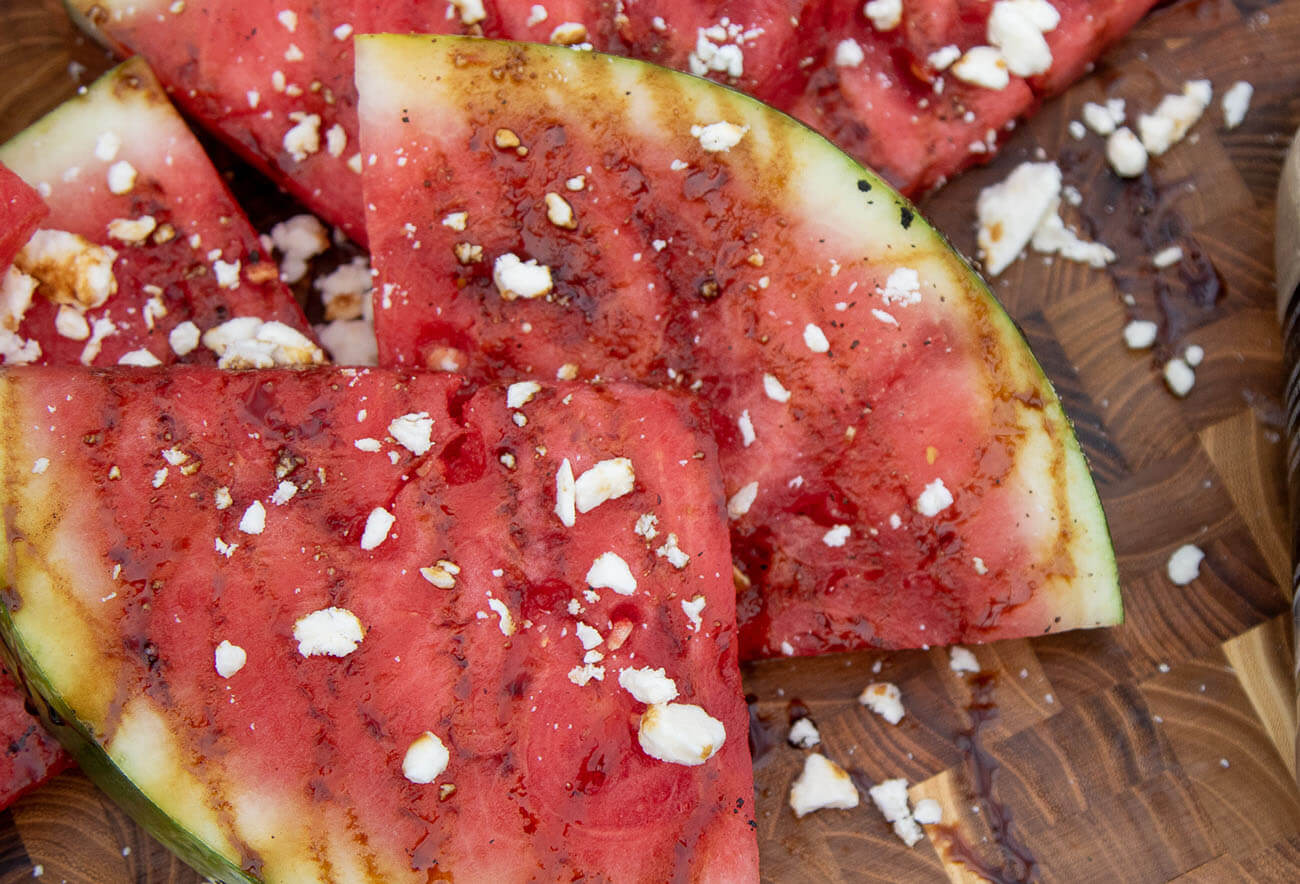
[1106,127,1148,178]
[789,753,859,817]
[949,646,981,673]
[1123,319,1158,350]
[586,552,637,595]
[574,457,635,512]
[915,478,953,517]
[507,381,542,409]
[1221,81,1253,130]
[388,412,434,456]
[493,253,553,300]
[682,595,706,631]
[803,323,830,353]
[869,778,925,846]
[293,606,365,657]
[1163,357,1195,397]
[987,0,1058,77]
[402,731,450,783]
[976,161,1060,275]
[619,667,679,704]
[555,458,577,527]
[201,317,325,369]
[107,160,137,194]
[727,481,760,520]
[214,640,247,678]
[1167,543,1204,585]
[864,0,902,31]
[822,524,851,547]
[859,681,905,724]
[637,702,726,766]
[763,373,792,402]
[239,501,266,535]
[952,46,1010,90]
[360,506,396,550]
[690,121,748,152]
[834,39,865,67]
[788,717,821,748]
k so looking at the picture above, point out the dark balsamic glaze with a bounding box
[933,673,1040,884]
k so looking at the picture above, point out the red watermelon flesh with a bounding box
[0,57,316,368]
[0,669,70,808]
[0,161,46,273]
[358,36,1121,660]
[0,365,757,883]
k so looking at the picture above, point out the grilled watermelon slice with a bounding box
[0,57,317,368]
[0,161,46,271]
[0,366,757,883]
[357,35,1121,660]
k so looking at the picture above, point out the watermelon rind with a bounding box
[357,35,1121,651]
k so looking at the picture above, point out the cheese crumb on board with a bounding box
[949,646,981,673]
[1221,81,1253,129]
[1106,127,1148,178]
[859,681,905,724]
[788,717,821,748]
[789,753,859,817]
[1123,319,1158,350]
[1167,543,1204,585]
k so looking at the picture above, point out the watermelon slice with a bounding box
[0,365,758,882]
[357,35,1121,660]
[0,161,46,272]
[0,57,318,368]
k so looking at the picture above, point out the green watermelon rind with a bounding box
[359,34,1122,634]
[0,606,257,884]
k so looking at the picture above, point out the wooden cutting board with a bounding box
[2,0,1299,880]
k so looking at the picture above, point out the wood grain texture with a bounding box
[1,0,1300,881]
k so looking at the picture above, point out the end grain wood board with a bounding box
[1,0,1299,880]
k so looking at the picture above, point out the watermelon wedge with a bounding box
[0,57,318,368]
[0,161,46,272]
[357,35,1121,660]
[0,366,758,882]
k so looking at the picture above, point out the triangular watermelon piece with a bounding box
[0,161,47,272]
[357,35,1121,660]
[0,57,318,368]
[0,365,757,882]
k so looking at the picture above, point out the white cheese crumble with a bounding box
[239,501,266,535]
[949,646,981,673]
[215,487,233,510]
[1185,344,1204,367]
[1163,357,1195,397]
[420,560,460,589]
[213,259,242,289]
[555,458,577,527]
[881,267,922,306]
[1139,82,1211,156]
[586,552,637,595]
[94,131,122,162]
[1106,127,1148,178]
[655,533,690,569]
[441,211,468,231]
[568,664,605,686]
[637,702,726,766]
[544,192,576,229]
[449,0,486,25]
[214,640,247,678]
[834,38,865,67]
[201,317,324,369]
[789,753,859,817]
[987,0,1055,77]
[269,214,329,283]
[360,507,396,550]
[864,0,902,31]
[293,606,364,657]
[526,4,547,26]
[487,597,516,636]
[727,481,760,520]
[16,229,118,309]
[859,681,905,724]
[915,478,953,517]
[1030,213,1116,268]
[493,253,553,300]
[214,537,237,558]
[389,412,434,456]
[952,46,1010,90]
[822,524,851,547]
[283,113,322,162]
[31,457,49,475]
[738,410,756,447]
[927,45,961,70]
[1082,99,1124,135]
[1221,81,1253,130]
[574,457,635,513]
[507,380,542,409]
[619,667,679,704]
[682,595,706,631]
[402,731,450,783]
[803,323,830,353]
[869,778,925,846]
[912,798,943,825]
[276,9,297,31]
[271,481,297,506]
[788,717,821,748]
[763,373,792,402]
[575,621,603,651]
[690,122,748,152]
[325,124,347,158]
[117,348,161,367]
[107,160,137,194]
[1167,543,1204,585]
[1123,319,1158,349]
[107,215,157,244]
[976,161,1061,275]
[1,266,36,330]
[1153,245,1184,268]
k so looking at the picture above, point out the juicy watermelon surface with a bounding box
[358,36,1120,660]
[0,161,46,272]
[0,366,757,883]
[0,58,313,367]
